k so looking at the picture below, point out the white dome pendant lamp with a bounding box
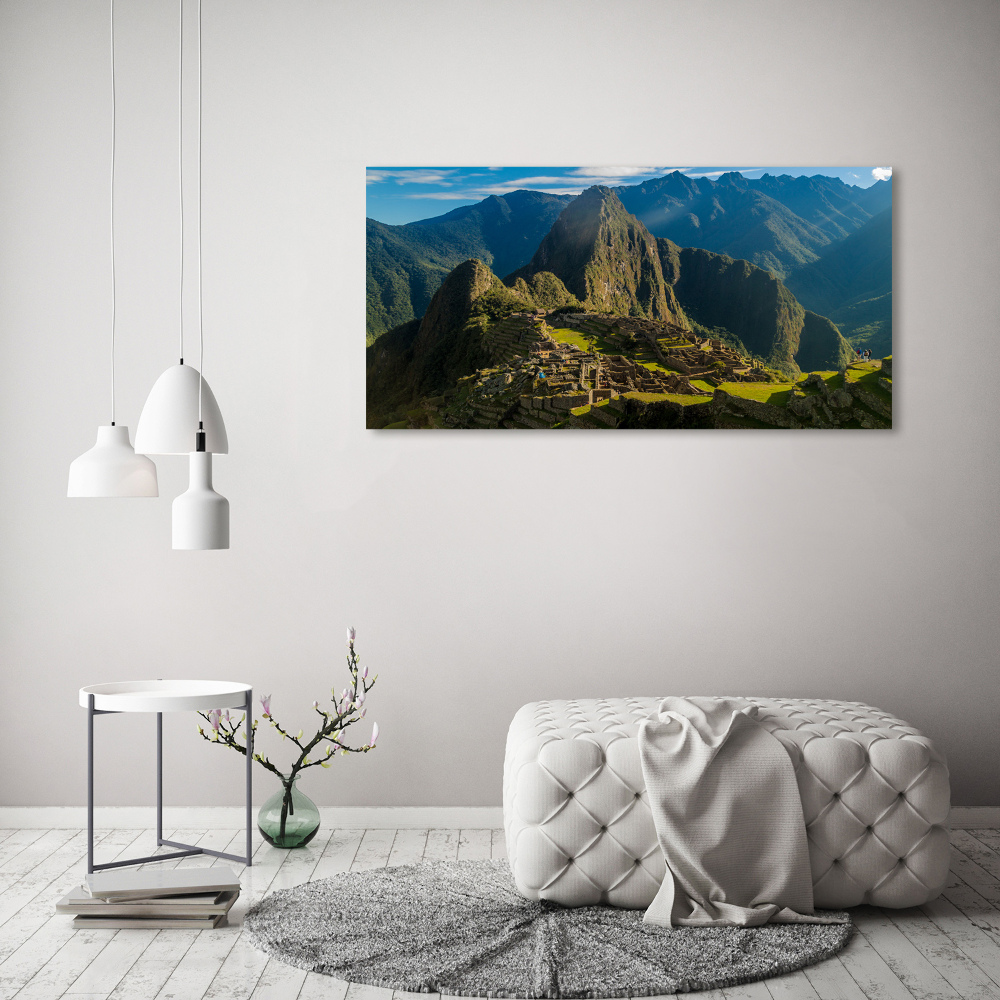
[135,0,229,548]
[68,0,157,499]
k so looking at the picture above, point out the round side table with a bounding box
[80,680,253,873]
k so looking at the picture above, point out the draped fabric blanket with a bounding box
[638,696,849,928]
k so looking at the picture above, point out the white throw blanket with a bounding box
[638,696,847,927]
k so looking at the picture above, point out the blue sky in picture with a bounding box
[366,165,893,226]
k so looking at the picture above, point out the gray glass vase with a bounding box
[257,777,320,848]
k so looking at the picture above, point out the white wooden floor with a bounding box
[2,827,1000,1000]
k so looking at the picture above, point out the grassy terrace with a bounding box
[547,326,592,351]
[717,382,795,407]
[624,391,712,406]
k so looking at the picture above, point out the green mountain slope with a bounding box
[507,187,688,324]
[661,241,852,374]
[366,259,577,426]
[366,191,571,343]
[785,207,892,355]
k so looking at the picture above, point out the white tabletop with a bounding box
[79,680,251,713]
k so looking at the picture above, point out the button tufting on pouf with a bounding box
[503,697,951,910]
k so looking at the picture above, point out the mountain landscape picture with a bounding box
[366,167,893,429]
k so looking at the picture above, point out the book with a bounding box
[72,913,227,929]
[85,866,241,901]
[57,887,238,918]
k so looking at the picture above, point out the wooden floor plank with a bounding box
[11,924,118,1000]
[248,956,308,999]
[921,893,1000,987]
[490,829,507,862]
[310,831,364,883]
[940,879,1000,949]
[948,850,1000,908]
[299,972,350,999]
[835,918,914,1000]
[853,905,962,998]
[151,927,238,1000]
[884,903,1000,999]
[387,830,427,868]
[0,830,133,985]
[105,930,200,1000]
[344,983,394,1000]
[954,830,1000,883]
[456,830,491,861]
[202,931,269,1000]
[350,829,395,872]
[0,830,102,932]
[764,968,821,998]
[723,979,772,998]
[422,831,458,862]
[0,829,77,891]
[972,830,1000,855]
[0,829,46,869]
[801,956,869,999]
[63,928,159,996]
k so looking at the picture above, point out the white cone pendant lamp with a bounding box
[67,0,158,500]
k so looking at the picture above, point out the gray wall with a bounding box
[1,0,997,809]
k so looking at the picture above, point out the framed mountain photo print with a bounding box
[366,167,892,429]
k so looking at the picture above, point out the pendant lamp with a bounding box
[134,363,227,454]
[135,0,229,548]
[172,438,229,549]
[68,0,158,499]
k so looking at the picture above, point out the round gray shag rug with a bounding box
[244,860,852,997]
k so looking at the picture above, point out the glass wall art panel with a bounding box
[366,167,892,429]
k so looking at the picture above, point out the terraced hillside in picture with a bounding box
[366,167,892,429]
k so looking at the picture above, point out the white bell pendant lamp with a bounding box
[134,363,228,455]
[67,0,157,499]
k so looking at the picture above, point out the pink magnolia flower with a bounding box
[362,666,369,681]
[346,626,356,644]
[370,722,380,746]
[260,694,272,718]
[207,709,222,732]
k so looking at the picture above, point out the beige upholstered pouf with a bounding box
[503,697,950,910]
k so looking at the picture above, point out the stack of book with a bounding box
[57,866,241,929]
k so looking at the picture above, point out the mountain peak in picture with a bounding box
[508,186,686,325]
[366,166,892,430]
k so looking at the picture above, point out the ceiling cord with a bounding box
[178,0,184,365]
[197,0,204,427]
[110,0,117,425]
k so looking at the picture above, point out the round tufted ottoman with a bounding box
[503,697,950,910]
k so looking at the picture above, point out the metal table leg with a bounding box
[88,698,254,872]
